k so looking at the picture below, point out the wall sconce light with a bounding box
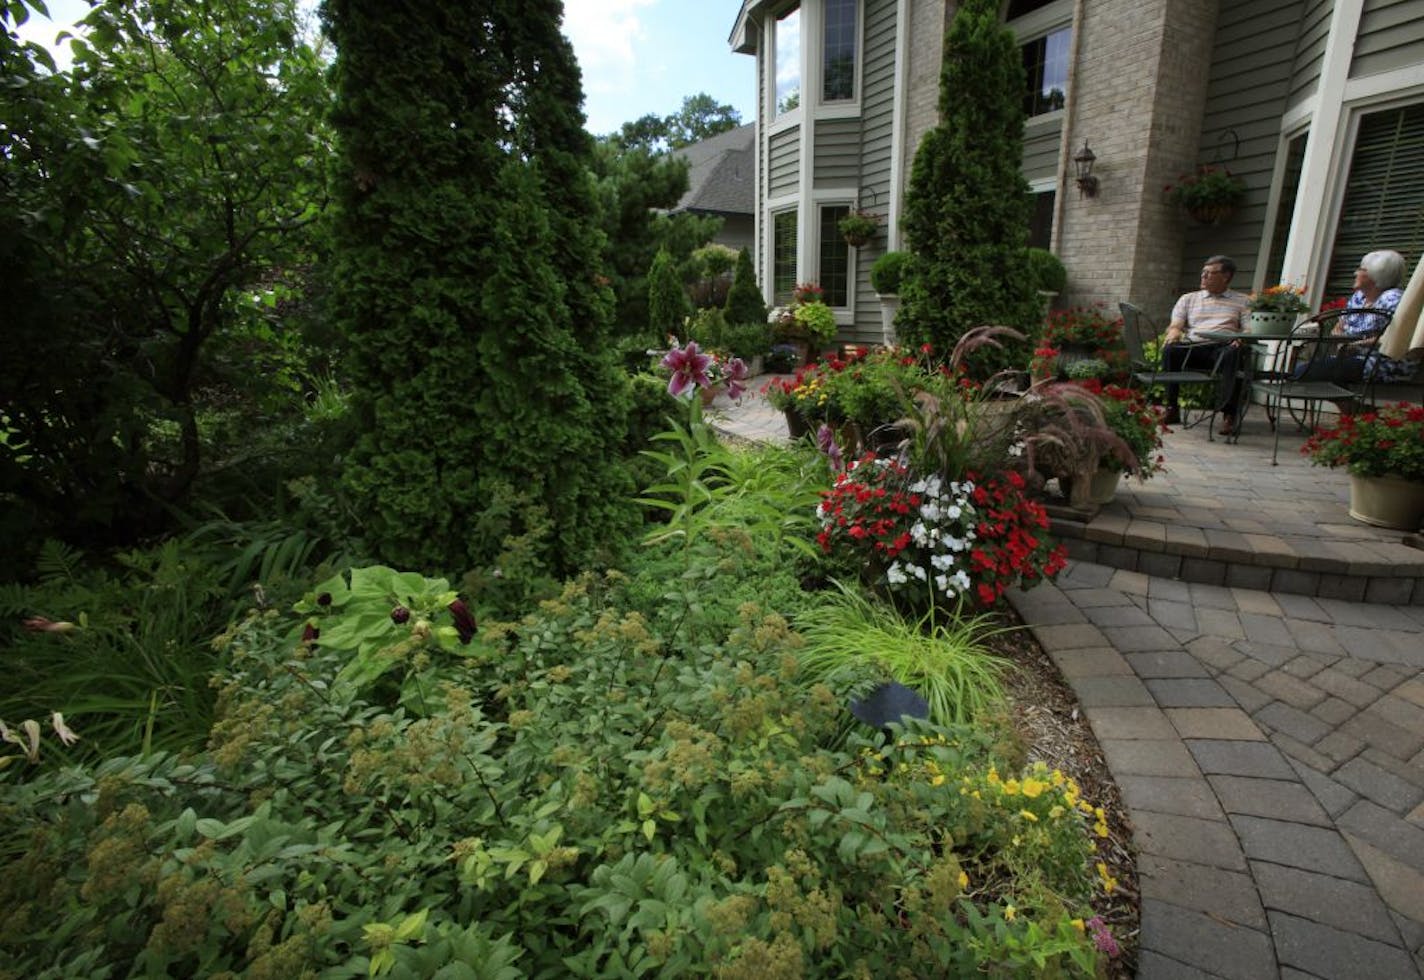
[1073,140,1099,197]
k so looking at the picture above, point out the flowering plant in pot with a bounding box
[815,454,1067,609]
[1079,380,1164,479]
[1032,305,1129,383]
[1302,403,1424,529]
[1302,403,1424,481]
[1246,283,1310,315]
[837,208,880,247]
[1163,165,1246,224]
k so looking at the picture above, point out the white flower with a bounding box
[911,521,928,545]
[886,562,908,585]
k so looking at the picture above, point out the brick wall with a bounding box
[1056,0,1219,327]
[902,0,950,174]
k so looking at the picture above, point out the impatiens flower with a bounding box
[50,712,79,746]
[448,599,477,645]
[661,340,712,398]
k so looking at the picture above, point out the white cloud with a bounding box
[562,0,655,98]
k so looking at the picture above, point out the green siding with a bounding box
[813,117,863,187]
[768,127,801,198]
[1286,0,1332,109]
[1180,0,1308,291]
[1022,122,1061,182]
[1352,0,1424,77]
[850,0,900,344]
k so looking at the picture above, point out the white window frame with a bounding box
[767,0,863,139]
[1007,0,1072,124]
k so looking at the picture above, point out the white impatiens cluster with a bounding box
[887,472,980,600]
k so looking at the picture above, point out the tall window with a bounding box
[774,7,801,116]
[823,0,857,102]
[1021,27,1070,116]
[773,209,799,305]
[819,205,850,306]
[1264,132,1308,287]
[1326,101,1424,297]
[1028,191,1055,250]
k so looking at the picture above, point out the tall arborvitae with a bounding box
[325,0,634,576]
[646,248,687,337]
[898,0,1039,371]
[724,247,767,326]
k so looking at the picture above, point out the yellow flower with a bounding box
[1021,778,1047,798]
[1096,861,1118,895]
[931,774,946,787]
[1019,810,1038,822]
[1094,819,1109,838]
[1004,904,1017,921]
[1049,805,1065,820]
[1070,918,1085,933]
[1002,779,1020,796]
[958,870,969,889]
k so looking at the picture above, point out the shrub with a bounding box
[1025,247,1067,294]
[870,250,910,295]
[724,247,769,328]
[793,300,838,343]
[647,247,689,335]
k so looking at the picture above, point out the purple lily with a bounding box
[722,356,749,400]
[661,340,712,398]
[817,423,844,472]
[448,599,477,645]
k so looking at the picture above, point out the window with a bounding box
[819,205,850,306]
[822,0,857,102]
[773,209,799,305]
[1021,26,1070,117]
[1325,101,1424,298]
[1263,132,1308,287]
[1028,190,1055,250]
[774,7,801,117]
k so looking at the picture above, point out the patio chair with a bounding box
[1249,310,1364,465]
[1119,302,1232,439]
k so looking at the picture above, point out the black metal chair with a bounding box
[1247,307,1384,465]
[1119,302,1233,439]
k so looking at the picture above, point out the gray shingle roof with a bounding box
[671,123,755,217]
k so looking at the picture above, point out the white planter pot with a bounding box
[877,293,900,346]
[1246,310,1298,336]
[1348,473,1424,530]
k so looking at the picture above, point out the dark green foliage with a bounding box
[870,250,911,295]
[724,246,768,326]
[608,91,741,151]
[0,0,331,562]
[898,0,1040,372]
[1026,247,1068,294]
[326,0,636,577]
[646,247,688,336]
[590,141,720,332]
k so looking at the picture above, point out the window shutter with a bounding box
[1326,101,1424,297]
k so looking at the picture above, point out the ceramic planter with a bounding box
[1348,473,1424,530]
[1246,310,1298,336]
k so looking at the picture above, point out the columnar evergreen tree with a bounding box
[646,248,688,337]
[898,0,1039,370]
[325,0,635,576]
[724,247,768,326]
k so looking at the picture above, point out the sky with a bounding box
[13,0,758,139]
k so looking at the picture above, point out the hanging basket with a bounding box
[1184,202,1237,226]
[843,232,873,248]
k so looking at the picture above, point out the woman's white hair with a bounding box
[1360,250,1406,290]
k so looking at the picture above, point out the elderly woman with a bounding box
[1335,249,1409,381]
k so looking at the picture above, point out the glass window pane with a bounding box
[775,7,801,117]
[1028,191,1055,250]
[1022,27,1070,116]
[823,0,857,102]
[819,205,850,307]
[773,209,799,305]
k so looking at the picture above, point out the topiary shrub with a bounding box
[647,247,689,336]
[1025,247,1067,294]
[723,247,767,326]
[870,250,910,295]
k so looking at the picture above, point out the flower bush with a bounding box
[1302,402,1424,482]
[1162,164,1246,220]
[1079,380,1165,478]
[1032,306,1129,383]
[1247,283,1310,315]
[816,454,1067,608]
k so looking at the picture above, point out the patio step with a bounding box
[1048,509,1424,605]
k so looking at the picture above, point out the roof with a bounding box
[670,122,755,217]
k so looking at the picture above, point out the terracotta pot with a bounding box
[1348,473,1424,530]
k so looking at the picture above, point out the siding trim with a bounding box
[888,0,910,250]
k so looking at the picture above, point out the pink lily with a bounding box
[661,340,712,398]
[722,357,749,400]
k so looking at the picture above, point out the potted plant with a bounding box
[1302,402,1424,529]
[870,250,910,344]
[793,299,838,355]
[1245,282,1310,334]
[837,208,881,247]
[1032,305,1130,383]
[1163,165,1246,225]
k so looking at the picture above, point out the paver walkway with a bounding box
[710,380,1424,979]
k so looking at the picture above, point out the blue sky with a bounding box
[14,0,757,138]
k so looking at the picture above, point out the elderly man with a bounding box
[1161,254,1249,435]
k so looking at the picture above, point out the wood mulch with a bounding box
[990,612,1139,979]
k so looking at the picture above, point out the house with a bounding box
[669,122,758,254]
[729,0,1424,345]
